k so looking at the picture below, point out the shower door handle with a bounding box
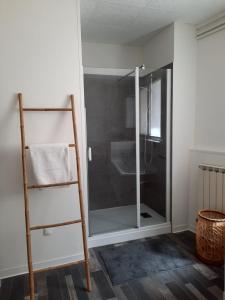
[88,147,92,162]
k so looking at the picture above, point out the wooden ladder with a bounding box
[18,93,91,300]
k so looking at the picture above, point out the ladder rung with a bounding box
[23,108,72,112]
[33,259,85,273]
[30,219,82,231]
[25,144,75,149]
[27,181,78,189]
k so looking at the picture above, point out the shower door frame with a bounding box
[135,66,141,228]
[83,66,172,246]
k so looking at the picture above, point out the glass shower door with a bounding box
[84,71,137,236]
[139,68,171,227]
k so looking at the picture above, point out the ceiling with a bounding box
[81,0,225,45]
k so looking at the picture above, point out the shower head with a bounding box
[140,64,146,71]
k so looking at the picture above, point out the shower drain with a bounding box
[140,212,152,218]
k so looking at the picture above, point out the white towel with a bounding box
[29,143,70,185]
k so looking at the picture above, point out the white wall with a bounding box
[195,29,225,148]
[82,42,143,69]
[172,23,197,232]
[143,25,174,70]
[188,27,225,229]
[0,0,85,278]
[83,25,174,71]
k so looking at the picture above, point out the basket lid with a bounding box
[198,210,225,222]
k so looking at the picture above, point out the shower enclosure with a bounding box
[84,66,172,236]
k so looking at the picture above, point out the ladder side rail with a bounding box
[18,93,35,300]
[70,95,91,292]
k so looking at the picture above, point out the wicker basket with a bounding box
[196,210,225,265]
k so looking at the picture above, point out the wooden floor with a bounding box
[0,231,224,300]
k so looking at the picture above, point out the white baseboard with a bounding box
[188,224,196,233]
[0,252,84,280]
[172,224,196,234]
[172,224,189,233]
[88,222,172,248]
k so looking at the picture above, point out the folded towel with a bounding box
[29,143,70,185]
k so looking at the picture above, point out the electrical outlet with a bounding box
[43,228,53,236]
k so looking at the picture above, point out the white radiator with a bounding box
[198,164,225,211]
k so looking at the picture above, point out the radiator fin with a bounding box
[198,165,225,212]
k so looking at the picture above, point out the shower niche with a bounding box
[84,67,171,236]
